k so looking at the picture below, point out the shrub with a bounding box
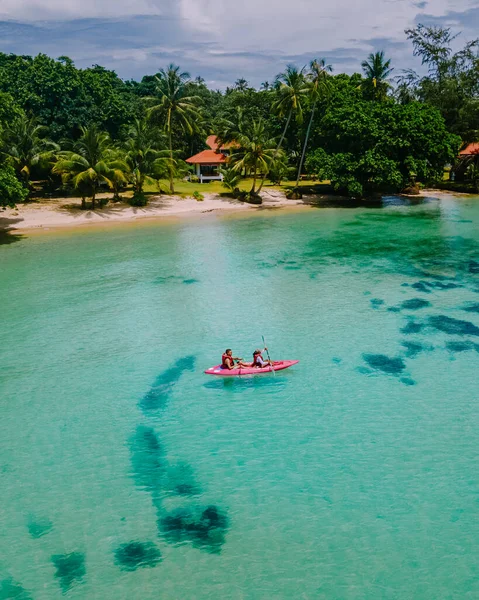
[129,193,148,207]
[193,190,204,201]
[0,166,28,208]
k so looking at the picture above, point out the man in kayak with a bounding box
[221,349,249,370]
[252,348,273,368]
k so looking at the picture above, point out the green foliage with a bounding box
[192,190,204,201]
[0,165,29,207]
[401,25,479,140]
[129,192,149,206]
[306,100,460,197]
[221,167,242,193]
[361,51,394,101]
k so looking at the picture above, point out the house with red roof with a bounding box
[186,135,236,183]
[459,142,479,156]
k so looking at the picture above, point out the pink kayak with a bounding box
[204,360,299,376]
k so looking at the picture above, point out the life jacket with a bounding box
[222,353,231,368]
[253,353,264,366]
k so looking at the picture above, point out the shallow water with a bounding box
[1,194,479,599]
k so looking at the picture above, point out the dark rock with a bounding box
[52,552,85,593]
[129,425,166,493]
[139,355,196,414]
[0,578,31,600]
[446,341,474,353]
[401,341,423,358]
[463,303,479,314]
[428,315,479,336]
[159,505,229,553]
[27,516,53,539]
[363,354,406,375]
[114,541,162,571]
[401,298,431,310]
[400,320,424,335]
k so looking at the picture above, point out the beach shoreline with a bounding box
[0,190,317,233]
[0,188,474,234]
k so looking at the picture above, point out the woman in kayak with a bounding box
[252,348,273,368]
[221,349,249,370]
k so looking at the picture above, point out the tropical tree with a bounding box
[147,65,202,193]
[1,116,58,190]
[295,59,332,187]
[220,167,242,194]
[0,165,29,207]
[272,65,308,156]
[230,119,277,195]
[53,125,127,209]
[361,51,394,100]
[123,118,170,196]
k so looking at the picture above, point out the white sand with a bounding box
[0,190,311,232]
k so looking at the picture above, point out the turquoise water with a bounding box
[1,195,479,599]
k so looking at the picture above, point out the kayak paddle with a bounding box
[262,335,275,376]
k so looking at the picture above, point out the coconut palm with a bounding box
[53,125,127,209]
[361,51,394,100]
[230,119,277,195]
[123,118,170,196]
[1,116,59,190]
[147,65,202,193]
[272,65,308,155]
[295,59,332,187]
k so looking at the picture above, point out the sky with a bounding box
[0,0,478,88]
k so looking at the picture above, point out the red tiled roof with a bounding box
[186,149,228,164]
[459,142,479,155]
[206,135,237,151]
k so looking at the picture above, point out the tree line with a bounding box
[0,24,477,207]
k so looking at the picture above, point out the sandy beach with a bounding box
[0,190,317,232]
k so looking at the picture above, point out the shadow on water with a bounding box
[139,355,196,415]
[203,375,288,393]
[0,229,24,246]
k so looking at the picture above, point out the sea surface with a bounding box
[1,194,479,599]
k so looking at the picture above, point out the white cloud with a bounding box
[0,0,477,85]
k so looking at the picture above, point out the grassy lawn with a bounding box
[143,178,325,196]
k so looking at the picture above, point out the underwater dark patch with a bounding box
[154,275,198,285]
[411,281,432,293]
[401,298,431,310]
[428,315,479,337]
[400,320,425,335]
[469,260,479,274]
[332,357,342,364]
[139,355,196,414]
[400,377,417,386]
[51,552,85,593]
[446,341,475,353]
[182,279,199,285]
[387,306,401,313]
[0,578,32,600]
[114,541,162,571]
[401,341,424,358]
[159,505,229,553]
[363,354,406,375]
[167,462,202,496]
[129,425,166,493]
[27,516,53,539]
[463,303,479,314]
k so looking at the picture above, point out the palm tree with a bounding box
[147,65,202,193]
[1,116,59,190]
[361,51,394,100]
[123,118,170,196]
[230,119,277,195]
[53,125,127,209]
[295,59,332,188]
[272,65,308,156]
